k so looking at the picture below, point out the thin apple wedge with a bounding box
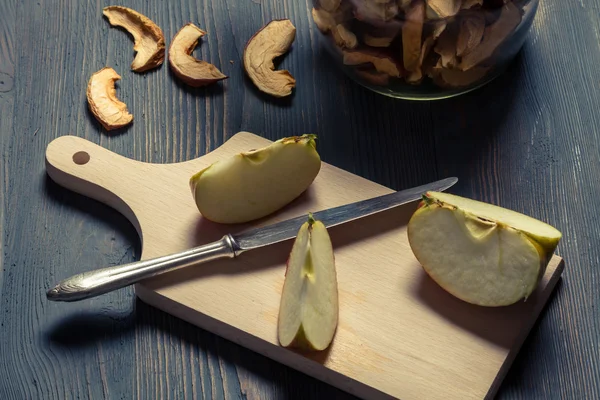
[278,214,338,351]
[408,192,562,307]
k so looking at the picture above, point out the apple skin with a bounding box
[283,325,319,352]
[424,191,562,256]
[407,193,562,307]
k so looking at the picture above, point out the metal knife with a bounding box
[46,177,457,302]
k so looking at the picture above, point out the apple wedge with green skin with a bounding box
[278,214,338,351]
[407,192,562,307]
[190,135,321,224]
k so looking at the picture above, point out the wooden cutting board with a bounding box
[45,132,564,400]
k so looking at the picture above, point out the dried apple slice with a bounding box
[320,0,342,12]
[359,17,402,47]
[460,2,522,70]
[402,0,425,73]
[311,3,353,33]
[189,135,321,224]
[408,192,562,307]
[406,37,436,84]
[312,7,356,49]
[363,35,393,47]
[278,214,338,351]
[343,49,403,77]
[355,68,391,85]
[432,20,448,40]
[456,14,486,57]
[86,67,133,131]
[434,66,490,87]
[426,58,444,79]
[462,0,484,9]
[168,23,227,87]
[426,0,462,18]
[103,6,165,72]
[363,33,395,47]
[332,24,358,49]
[312,7,338,32]
[434,23,459,68]
[351,0,399,24]
[406,16,447,83]
[398,0,413,11]
[243,19,297,98]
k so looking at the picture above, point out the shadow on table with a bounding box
[496,278,564,397]
[426,53,528,189]
[167,65,226,97]
[84,103,134,137]
[45,297,359,399]
[43,174,142,348]
[133,299,361,400]
[46,308,137,349]
[43,175,141,252]
[311,45,527,192]
[45,274,561,400]
[413,268,563,348]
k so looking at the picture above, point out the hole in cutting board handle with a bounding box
[73,151,90,165]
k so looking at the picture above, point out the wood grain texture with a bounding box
[0,0,15,300]
[44,132,564,399]
[0,0,598,399]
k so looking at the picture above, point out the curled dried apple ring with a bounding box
[243,19,297,98]
[168,23,227,87]
[103,6,165,72]
[86,67,133,131]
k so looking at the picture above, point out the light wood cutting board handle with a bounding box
[45,135,144,235]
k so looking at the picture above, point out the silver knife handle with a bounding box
[46,234,240,302]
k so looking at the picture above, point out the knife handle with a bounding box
[46,235,241,302]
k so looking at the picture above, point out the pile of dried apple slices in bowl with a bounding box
[87,6,298,131]
[186,134,561,352]
[311,0,539,98]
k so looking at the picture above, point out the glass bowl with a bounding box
[311,0,539,100]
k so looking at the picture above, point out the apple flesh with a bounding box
[408,192,562,307]
[278,214,338,351]
[189,135,321,224]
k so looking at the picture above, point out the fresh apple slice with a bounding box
[278,214,338,351]
[190,135,321,224]
[408,192,562,307]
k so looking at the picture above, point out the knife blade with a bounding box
[234,176,458,251]
[47,177,457,302]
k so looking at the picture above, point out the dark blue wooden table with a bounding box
[1,0,598,398]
